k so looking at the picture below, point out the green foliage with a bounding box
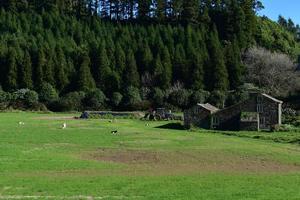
[83,89,107,110]
[24,90,39,105]
[39,83,59,103]
[111,92,123,107]
[0,0,297,111]
[123,86,142,109]
[57,91,86,111]
[190,90,210,105]
[152,87,165,107]
[168,88,191,108]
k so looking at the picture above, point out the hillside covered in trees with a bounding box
[0,0,299,111]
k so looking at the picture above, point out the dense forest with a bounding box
[0,0,298,111]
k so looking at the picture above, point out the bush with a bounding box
[168,88,191,109]
[190,90,210,105]
[24,90,39,105]
[111,92,123,108]
[123,86,142,109]
[152,87,165,107]
[271,124,300,132]
[52,91,85,112]
[83,89,107,110]
[0,89,10,110]
[12,89,39,108]
[39,83,59,103]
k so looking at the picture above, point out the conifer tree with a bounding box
[153,54,164,87]
[136,40,153,74]
[225,39,244,89]
[98,43,112,91]
[206,25,229,92]
[161,47,172,89]
[124,49,140,88]
[77,51,96,91]
[55,46,69,91]
[20,51,33,89]
[115,42,126,74]
[173,44,186,82]
[182,0,198,24]
[33,49,45,90]
[5,48,18,90]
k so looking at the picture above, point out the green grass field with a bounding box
[1,112,300,200]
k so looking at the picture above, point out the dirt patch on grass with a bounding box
[84,149,300,175]
[32,116,77,120]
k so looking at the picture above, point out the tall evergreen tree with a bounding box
[206,25,229,91]
[20,50,33,89]
[224,39,244,89]
[124,49,140,88]
[77,51,96,91]
[54,46,69,91]
[5,48,18,90]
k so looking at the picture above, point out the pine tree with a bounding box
[55,46,69,91]
[136,40,153,74]
[98,42,112,91]
[153,54,164,87]
[33,49,45,90]
[225,39,244,89]
[182,0,198,24]
[124,49,140,88]
[173,44,186,82]
[206,25,229,91]
[138,0,151,20]
[20,50,33,89]
[5,48,18,90]
[77,51,96,91]
[161,47,172,89]
[43,50,55,86]
[190,52,204,90]
[115,42,126,74]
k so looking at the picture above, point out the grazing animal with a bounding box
[111,130,118,134]
[62,123,67,129]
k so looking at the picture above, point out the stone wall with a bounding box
[184,105,211,129]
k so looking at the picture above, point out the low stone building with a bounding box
[184,93,283,131]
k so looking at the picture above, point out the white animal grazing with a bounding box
[62,123,67,129]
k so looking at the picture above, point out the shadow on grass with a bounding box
[155,123,185,130]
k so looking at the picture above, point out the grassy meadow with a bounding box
[1,112,300,200]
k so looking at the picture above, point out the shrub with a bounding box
[111,92,123,108]
[152,87,165,107]
[190,90,210,105]
[11,89,39,108]
[123,86,142,109]
[39,83,59,103]
[83,89,107,110]
[0,89,10,110]
[24,90,39,105]
[53,91,85,111]
[168,88,191,109]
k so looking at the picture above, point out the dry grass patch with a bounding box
[84,148,300,175]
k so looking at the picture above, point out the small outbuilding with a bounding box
[184,92,283,131]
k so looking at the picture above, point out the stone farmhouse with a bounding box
[184,93,283,131]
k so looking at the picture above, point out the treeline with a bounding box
[0,0,289,111]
